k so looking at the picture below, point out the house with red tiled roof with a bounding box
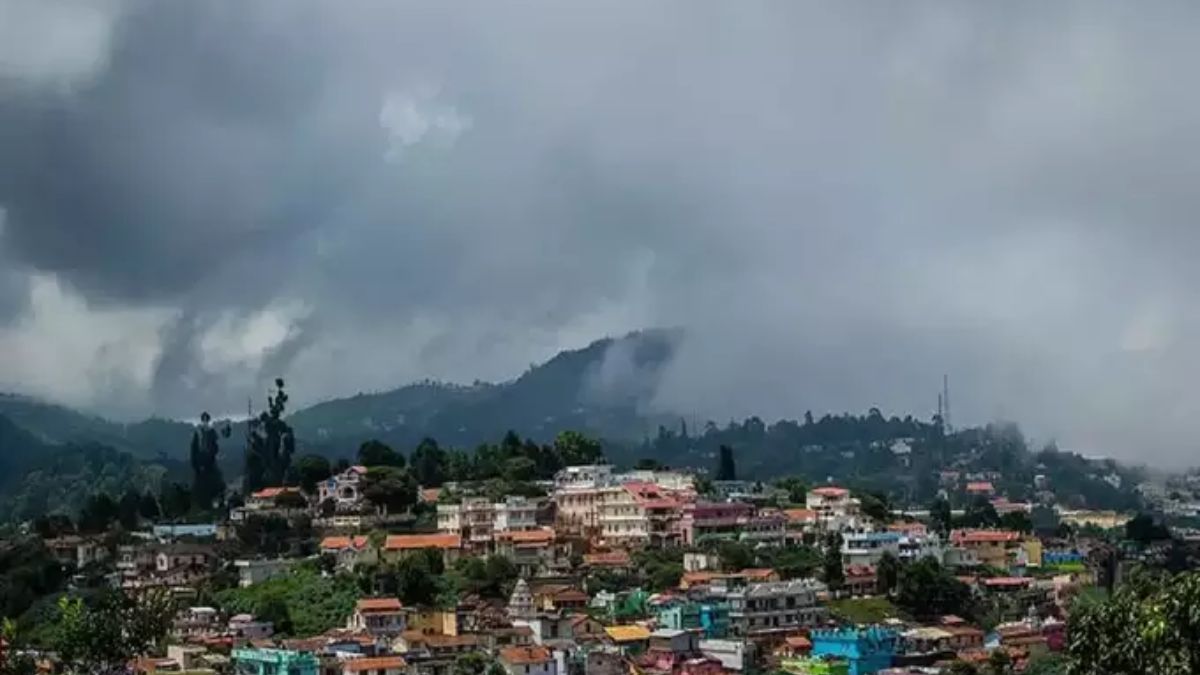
[582,550,633,572]
[320,535,374,570]
[381,534,462,564]
[338,655,407,675]
[965,481,996,497]
[347,598,406,637]
[599,482,688,549]
[949,529,1023,568]
[498,646,556,675]
[245,486,304,511]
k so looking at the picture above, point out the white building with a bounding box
[317,465,368,511]
[437,496,541,549]
[347,598,406,637]
[806,486,863,531]
[841,532,902,568]
[720,579,827,637]
[228,614,274,640]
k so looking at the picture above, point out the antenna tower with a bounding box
[942,374,952,433]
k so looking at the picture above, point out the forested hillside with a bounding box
[0,330,1145,520]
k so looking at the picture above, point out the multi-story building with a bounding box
[347,598,406,637]
[494,528,563,577]
[317,465,368,512]
[552,465,694,535]
[232,648,318,675]
[599,482,686,548]
[319,535,374,570]
[438,496,541,551]
[841,531,901,568]
[806,486,862,531]
[719,579,827,637]
[949,529,1023,569]
[681,502,753,545]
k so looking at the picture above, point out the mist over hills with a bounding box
[0,328,1147,520]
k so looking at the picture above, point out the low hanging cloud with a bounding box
[1,1,1199,464]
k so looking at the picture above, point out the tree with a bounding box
[635,458,665,471]
[988,649,1012,675]
[930,497,952,536]
[137,492,160,521]
[361,467,418,514]
[394,549,444,606]
[410,438,447,487]
[453,653,497,675]
[822,533,844,590]
[190,412,227,511]
[358,440,404,468]
[876,552,899,596]
[117,489,141,530]
[0,619,35,675]
[716,445,737,481]
[1067,569,1200,674]
[961,496,1000,529]
[554,431,604,466]
[294,454,333,493]
[776,477,807,505]
[77,493,118,534]
[159,482,192,520]
[716,541,756,572]
[1124,513,1171,546]
[999,510,1032,534]
[946,662,979,675]
[244,378,296,493]
[859,492,891,522]
[33,513,75,539]
[895,557,973,620]
[54,590,174,673]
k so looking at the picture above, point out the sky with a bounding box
[1,1,1198,465]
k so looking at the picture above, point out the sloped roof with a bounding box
[320,535,369,550]
[343,656,407,672]
[605,625,652,642]
[499,646,553,665]
[356,598,403,613]
[384,533,462,550]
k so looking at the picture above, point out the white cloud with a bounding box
[0,0,125,90]
[379,87,473,161]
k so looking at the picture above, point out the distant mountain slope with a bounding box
[288,329,682,456]
[0,394,194,460]
[0,413,178,520]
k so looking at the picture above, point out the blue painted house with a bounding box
[810,627,898,675]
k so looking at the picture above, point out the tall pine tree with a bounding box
[190,411,226,510]
[244,378,296,493]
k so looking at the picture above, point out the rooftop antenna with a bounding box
[937,392,944,428]
[943,374,952,433]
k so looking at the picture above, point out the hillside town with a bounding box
[4,439,1154,675]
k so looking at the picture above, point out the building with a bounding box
[232,648,319,675]
[348,598,406,637]
[235,559,292,587]
[843,565,877,597]
[245,487,305,511]
[317,465,368,512]
[155,543,214,574]
[339,656,408,675]
[320,535,374,570]
[494,528,561,577]
[806,487,861,531]
[681,502,753,545]
[229,613,275,640]
[841,532,901,568]
[509,578,535,620]
[810,627,899,675]
[948,530,1023,569]
[381,534,462,564]
[599,482,686,549]
[498,646,556,675]
[721,579,827,637]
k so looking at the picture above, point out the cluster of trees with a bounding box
[215,564,360,637]
[358,549,519,610]
[1067,568,1200,674]
[244,379,297,494]
[926,496,1035,537]
[631,414,1142,513]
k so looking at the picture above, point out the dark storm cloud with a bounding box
[2,1,1200,463]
